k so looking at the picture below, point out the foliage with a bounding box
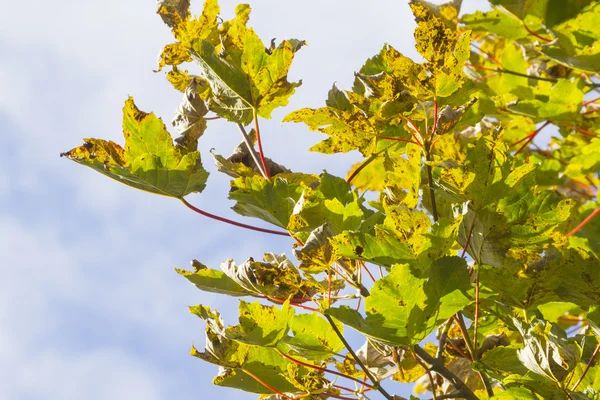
[63,0,600,398]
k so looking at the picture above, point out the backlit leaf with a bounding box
[327,257,471,345]
[61,97,209,198]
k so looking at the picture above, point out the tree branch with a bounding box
[413,345,478,400]
[324,315,395,400]
[237,123,268,179]
[571,343,600,391]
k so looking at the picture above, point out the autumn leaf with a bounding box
[61,97,209,199]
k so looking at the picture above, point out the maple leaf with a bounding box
[61,97,209,199]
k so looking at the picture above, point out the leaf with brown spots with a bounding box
[61,97,209,198]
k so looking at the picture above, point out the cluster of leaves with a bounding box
[62,0,600,398]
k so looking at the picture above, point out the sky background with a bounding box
[0,1,491,399]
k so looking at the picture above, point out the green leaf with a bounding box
[284,50,417,156]
[191,333,299,394]
[481,347,529,376]
[509,79,585,121]
[156,0,220,71]
[62,97,209,198]
[542,46,600,73]
[514,319,581,382]
[225,300,294,347]
[188,6,304,124]
[588,306,600,338]
[490,0,595,28]
[176,262,252,297]
[328,257,471,345]
[283,95,390,156]
[292,224,338,274]
[229,173,318,228]
[490,387,538,399]
[461,9,529,40]
[331,205,463,269]
[385,143,422,208]
[411,1,471,97]
[564,138,600,179]
[330,229,416,268]
[288,189,364,234]
[537,302,579,323]
[281,314,345,361]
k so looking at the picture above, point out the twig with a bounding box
[436,319,454,360]
[474,267,481,355]
[425,151,439,222]
[431,97,439,142]
[324,315,395,400]
[180,198,290,236]
[359,261,376,283]
[337,260,370,297]
[241,368,294,399]
[562,123,599,138]
[522,22,552,42]
[460,217,476,259]
[478,371,495,398]
[512,121,551,155]
[471,44,502,67]
[377,135,421,146]
[571,343,600,391]
[455,314,494,396]
[566,205,600,237]
[454,314,476,361]
[465,64,565,84]
[261,295,319,312]
[406,118,424,147]
[583,96,600,106]
[347,153,378,184]
[237,123,268,179]
[413,345,478,400]
[412,351,438,400]
[252,109,271,180]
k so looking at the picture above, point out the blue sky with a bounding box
[0,1,490,399]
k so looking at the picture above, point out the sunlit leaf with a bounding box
[61,97,209,198]
[280,314,345,361]
[327,257,471,345]
[225,300,294,347]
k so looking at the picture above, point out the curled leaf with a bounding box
[172,78,210,151]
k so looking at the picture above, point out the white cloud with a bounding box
[11,349,163,400]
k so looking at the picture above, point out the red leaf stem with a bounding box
[566,205,600,237]
[241,368,294,399]
[405,119,424,147]
[571,343,600,391]
[277,350,377,389]
[563,123,599,138]
[470,44,503,67]
[376,135,421,146]
[512,121,551,155]
[522,22,552,42]
[181,198,290,236]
